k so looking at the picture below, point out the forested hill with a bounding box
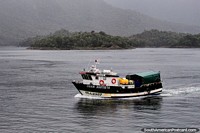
[1,0,200,46]
[21,29,200,49]
[129,30,200,48]
[21,30,135,50]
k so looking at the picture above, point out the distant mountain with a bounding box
[105,0,200,27]
[0,0,200,46]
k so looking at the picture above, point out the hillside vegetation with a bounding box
[21,30,135,49]
[129,30,200,48]
[20,29,200,49]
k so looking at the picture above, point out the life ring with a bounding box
[99,80,104,85]
[111,78,116,84]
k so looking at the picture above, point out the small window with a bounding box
[87,75,92,80]
[95,76,99,80]
[81,74,85,79]
[81,74,92,80]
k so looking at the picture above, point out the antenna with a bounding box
[86,59,99,70]
[86,59,92,71]
[94,59,100,68]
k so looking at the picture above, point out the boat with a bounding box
[72,60,163,98]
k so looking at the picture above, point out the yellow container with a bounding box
[119,78,129,85]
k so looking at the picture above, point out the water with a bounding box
[0,47,200,133]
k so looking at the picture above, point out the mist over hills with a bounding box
[0,0,200,46]
[105,0,200,27]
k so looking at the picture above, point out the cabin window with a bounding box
[81,74,92,80]
[81,74,85,79]
[95,76,99,80]
[88,75,92,80]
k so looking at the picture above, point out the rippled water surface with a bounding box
[0,47,200,133]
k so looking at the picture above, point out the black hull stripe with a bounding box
[72,82,163,94]
[79,89,162,98]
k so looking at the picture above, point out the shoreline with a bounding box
[27,46,200,50]
[27,46,135,50]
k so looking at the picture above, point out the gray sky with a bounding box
[104,0,200,26]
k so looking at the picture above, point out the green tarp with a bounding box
[136,71,161,84]
[126,71,161,84]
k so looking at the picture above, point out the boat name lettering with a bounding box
[96,86,110,89]
[87,85,95,88]
[87,85,110,89]
[85,91,102,96]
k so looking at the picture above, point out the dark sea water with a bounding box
[0,47,200,133]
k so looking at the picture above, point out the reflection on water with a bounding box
[132,97,162,111]
[74,96,163,132]
[75,97,163,115]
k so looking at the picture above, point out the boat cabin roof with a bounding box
[79,60,119,78]
[79,70,119,77]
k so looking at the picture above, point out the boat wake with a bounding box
[74,94,106,99]
[163,83,200,96]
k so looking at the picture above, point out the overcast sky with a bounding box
[104,0,200,26]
